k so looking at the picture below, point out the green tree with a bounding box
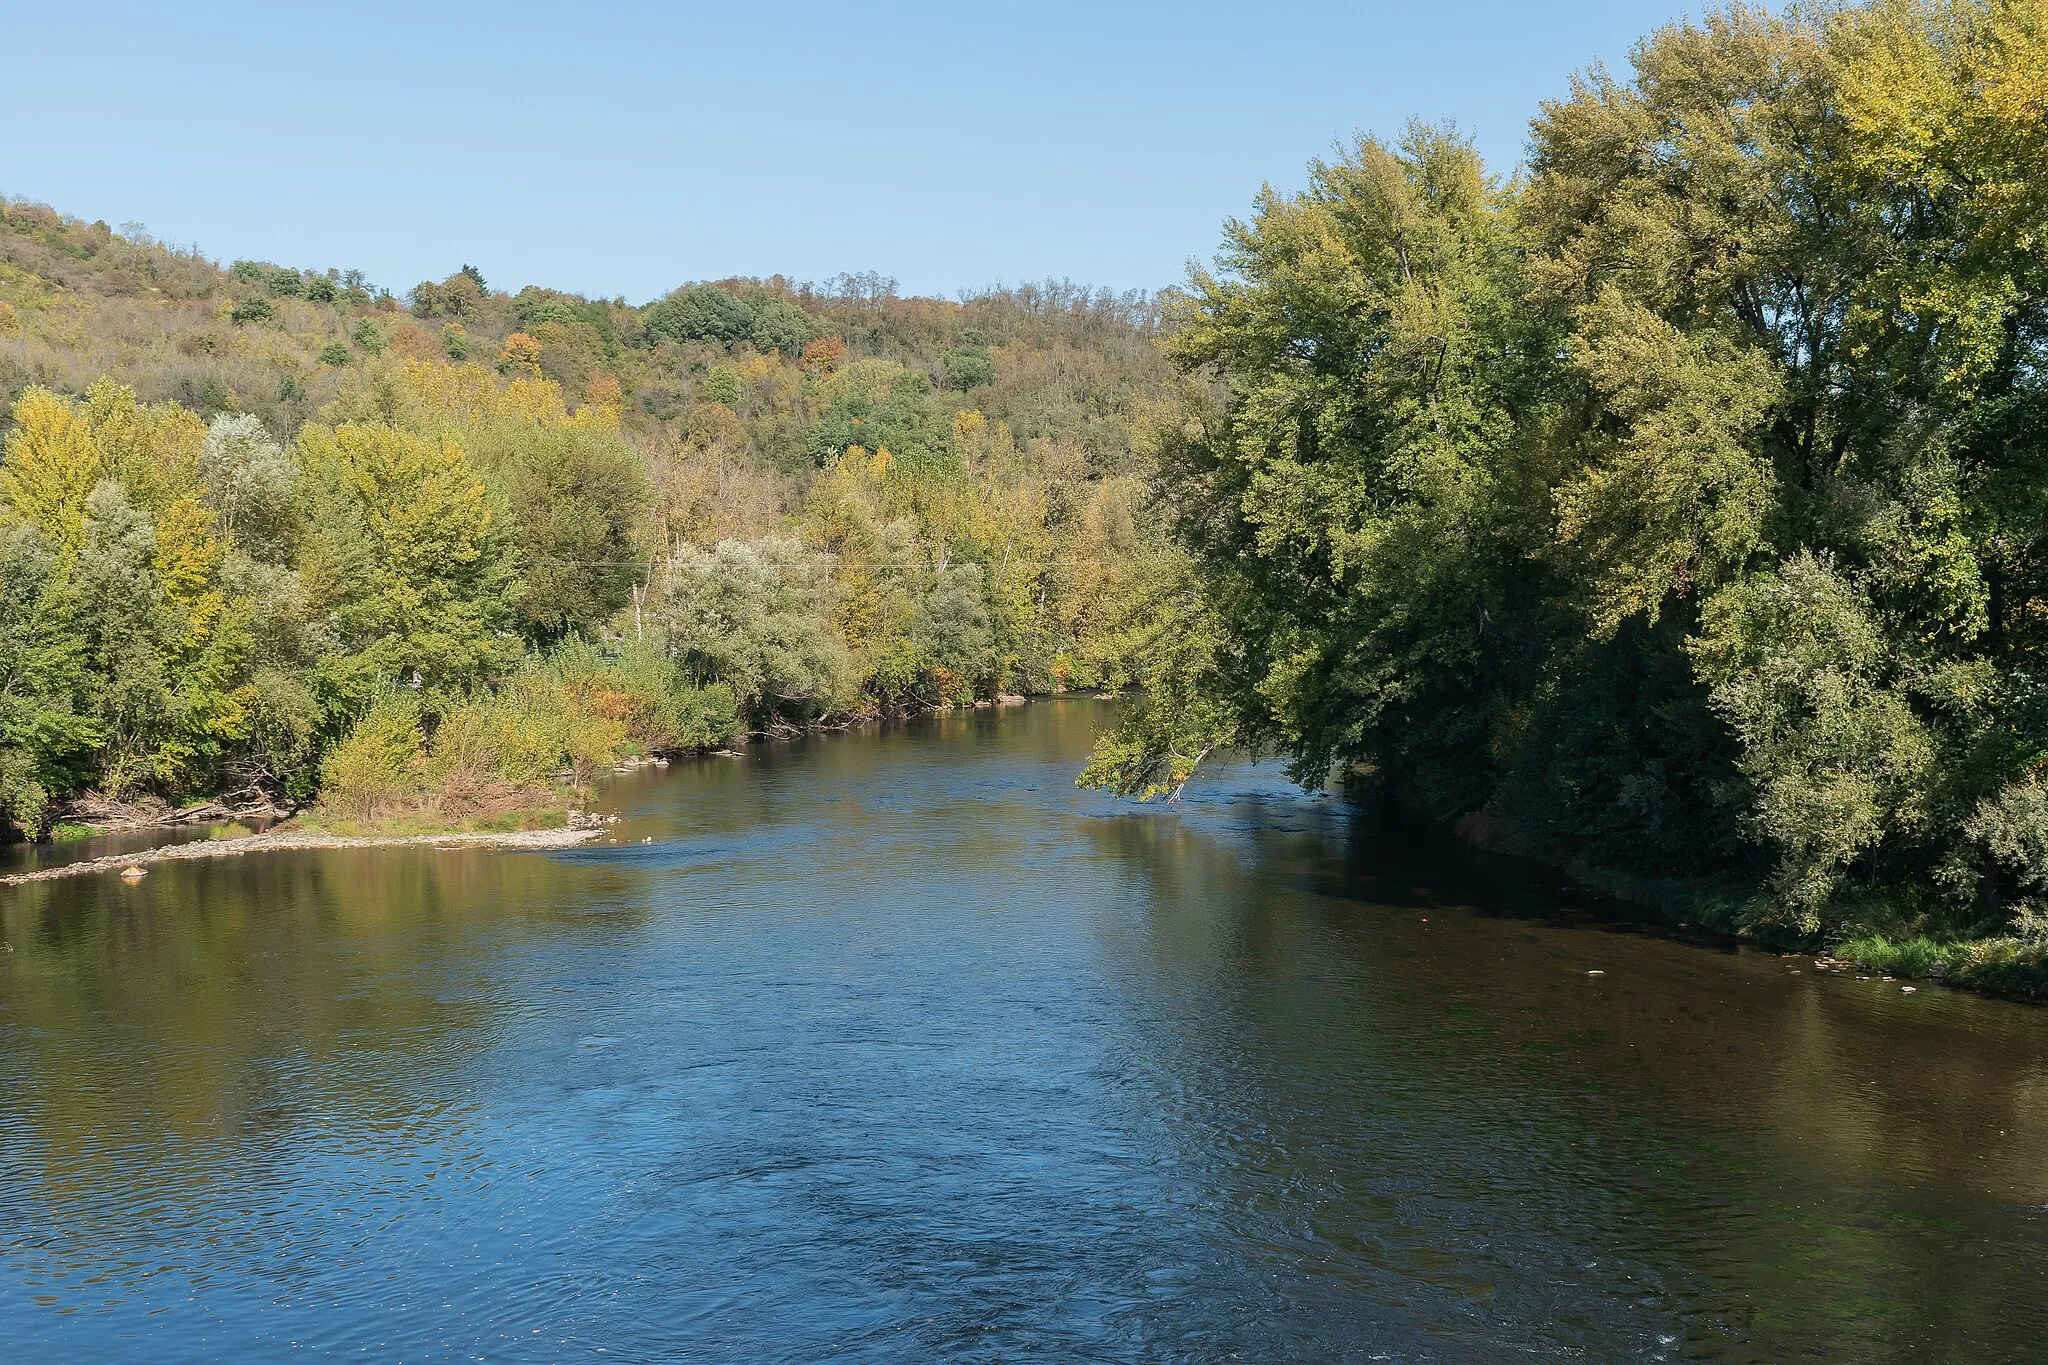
[1090,0,2048,945]
[0,525,97,832]
[296,423,523,708]
[912,564,994,693]
[199,414,298,562]
[747,297,815,354]
[484,425,650,641]
[658,538,850,728]
[644,284,755,346]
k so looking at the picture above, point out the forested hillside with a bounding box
[1084,0,2048,980]
[0,205,1174,835]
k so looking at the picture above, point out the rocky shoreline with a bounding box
[0,823,607,887]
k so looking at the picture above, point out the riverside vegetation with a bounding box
[8,0,2047,999]
[0,216,1174,838]
[1079,0,2048,994]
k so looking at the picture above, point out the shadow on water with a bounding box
[4,700,2048,1362]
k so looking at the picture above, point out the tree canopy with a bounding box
[1086,0,2048,950]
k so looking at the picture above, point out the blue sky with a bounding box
[4,1,1701,302]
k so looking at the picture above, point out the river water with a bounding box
[3,702,2047,1361]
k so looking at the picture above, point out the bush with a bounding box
[320,693,425,819]
[538,638,739,753]
[315,644,740,825]
[1837,932,2048,1001]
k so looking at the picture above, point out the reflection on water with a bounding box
[4,701,2048,1361]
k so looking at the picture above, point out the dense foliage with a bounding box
[0,208,1174,835]
[1087,0,2048,952]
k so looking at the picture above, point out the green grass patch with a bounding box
[49,822,95,842]
[1836,933,2048,1001]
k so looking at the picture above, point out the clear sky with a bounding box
[4,1,1703,302]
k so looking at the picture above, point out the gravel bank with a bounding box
[0,825,605,886]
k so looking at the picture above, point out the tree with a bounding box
[497,332,542,375]
[1089,0,2048,944]
[199,413,298,561]
[747,297,815,354]
[487,425,649,640]
[940,345,994,391]
[643,284,755,346]
[73,481,175,792]
[0,525,97,833]
[296,422,523,707]
[912,564,994,695]
[657,538,850,728]
[410,270,485,319]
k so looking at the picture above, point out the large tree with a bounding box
[1091,0,2048,941]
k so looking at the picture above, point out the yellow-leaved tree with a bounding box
[0,381,253,794]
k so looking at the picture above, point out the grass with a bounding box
[50,822,95,842]
[1834,932,2048,1001]
[292,800,571,840]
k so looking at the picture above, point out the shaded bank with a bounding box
[1448,805,2048,1004]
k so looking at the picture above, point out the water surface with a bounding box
[4,702,2047,1361]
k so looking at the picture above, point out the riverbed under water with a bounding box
[3,701,2047,1361]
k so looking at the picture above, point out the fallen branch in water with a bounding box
[0,824,606,887]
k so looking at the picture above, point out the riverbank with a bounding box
[1448,808,2048,1003]
[0,823,605,887]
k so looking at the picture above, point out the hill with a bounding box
[0,197,1178,835]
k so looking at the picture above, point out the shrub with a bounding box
[320,693,425,819]
[538,638,739,754]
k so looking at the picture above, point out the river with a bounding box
[3,701,2047,1361]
